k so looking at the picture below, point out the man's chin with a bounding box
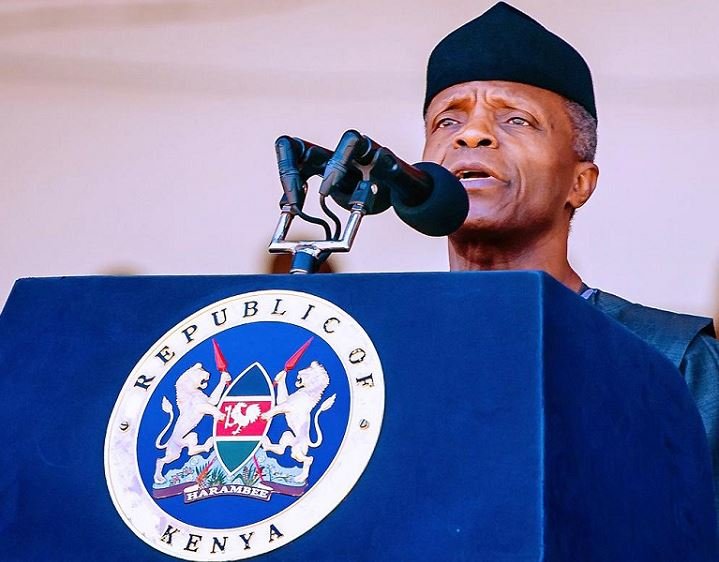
[449,216,512,244]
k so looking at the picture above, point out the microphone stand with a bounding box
[270,129,432,273]
[267,129,468,273]
[268,178,379,274]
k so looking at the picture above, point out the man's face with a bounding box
[423,80,583,241]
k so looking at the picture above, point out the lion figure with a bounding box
[260,360,336,483]
[153,363,230,484]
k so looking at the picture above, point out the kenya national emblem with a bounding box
[104,290,384,561]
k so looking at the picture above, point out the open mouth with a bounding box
[456,170,492,180]
[452,166,507,190]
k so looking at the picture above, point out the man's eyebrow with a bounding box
[485,90,544,115]
[431,93,474,113]
[431,90,542,116]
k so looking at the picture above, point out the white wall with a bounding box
[1,0,717,325]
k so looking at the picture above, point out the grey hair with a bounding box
[564,99,597,162]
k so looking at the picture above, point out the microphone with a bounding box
[320,130,392,215]
[275,135,366,210]
[275,136,333,208]
[377,157,469,237]
[324,130,468,236]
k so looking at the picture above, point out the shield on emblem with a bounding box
[215,362,274,475]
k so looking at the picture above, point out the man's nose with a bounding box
[453,120,498,149]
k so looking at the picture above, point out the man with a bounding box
[422,1,719,520]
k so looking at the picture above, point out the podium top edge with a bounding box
[2,271,564,318]
[11,270,551,283]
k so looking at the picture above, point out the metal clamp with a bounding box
[268,204,367,274]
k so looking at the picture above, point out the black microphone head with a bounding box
[391,162,468,236]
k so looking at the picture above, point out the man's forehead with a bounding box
[426,81,563,115]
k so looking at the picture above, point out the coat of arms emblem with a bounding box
[104,290,384,560]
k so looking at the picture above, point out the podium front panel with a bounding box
[0,272,713,561]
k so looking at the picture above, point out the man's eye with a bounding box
[436,117,459,129]
[508,116,530,126]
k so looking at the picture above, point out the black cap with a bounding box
[424,2,596,119]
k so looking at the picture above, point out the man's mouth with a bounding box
[456,170,492,179]
[453,167,506,189]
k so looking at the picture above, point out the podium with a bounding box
[0,272,715,561]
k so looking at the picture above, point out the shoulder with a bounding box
[685,331,719,365]
[588,288,716,368]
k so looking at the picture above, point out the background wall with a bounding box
[1,0,717,326]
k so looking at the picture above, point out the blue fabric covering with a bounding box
[587,288,719,537]
[0,272,715,561]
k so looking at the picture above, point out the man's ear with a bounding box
[567,162,599,210]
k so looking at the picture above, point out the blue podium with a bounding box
[0,272,715,561]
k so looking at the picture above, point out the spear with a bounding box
[285,336,314,372]
[212,338,230,386]
[274,336,314,387]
